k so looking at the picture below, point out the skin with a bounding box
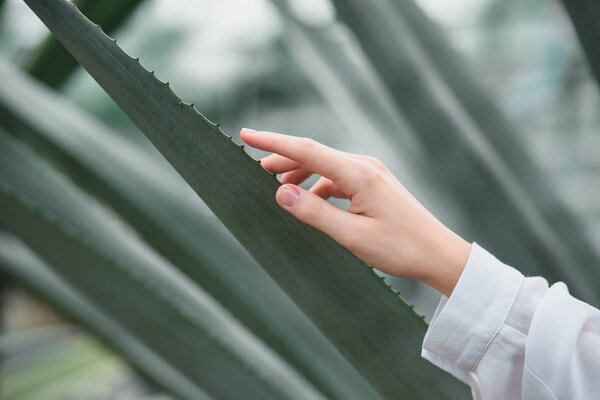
[241,128,472,297]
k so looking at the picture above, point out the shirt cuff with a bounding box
[421,242,524,383]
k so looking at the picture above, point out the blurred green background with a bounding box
[1,0,598,398]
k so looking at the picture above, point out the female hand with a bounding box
[241,128,471,297]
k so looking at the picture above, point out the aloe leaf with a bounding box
[0,61,383,400]
[0,131,328,400]
[329,0,600,306]
[559,0,600,88]
[22,0,470,397]
[24,0,144,87]
[0,232,206,400]
[269,1,473,310]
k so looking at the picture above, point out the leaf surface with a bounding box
[559,0,600,88]
[0,232,211,400]
[0,60,382,400]
[0,131,324,400]
[22,0,469,397]
[25,0,144,87]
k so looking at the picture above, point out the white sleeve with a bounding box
[421,242,600,400]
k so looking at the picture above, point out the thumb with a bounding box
[276,184,358,247]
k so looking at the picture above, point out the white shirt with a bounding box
[422,243,600,400]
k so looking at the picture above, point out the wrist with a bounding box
[422,234,471,297]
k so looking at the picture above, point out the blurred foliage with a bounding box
[1,288,170,400]
[329,0,600,304]
[0,59,384,400]
[9,1,467,397]
[24,0,144,87]
[0,0,598,398]
[558,0,600,88]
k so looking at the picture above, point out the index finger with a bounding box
[240,129,359,191]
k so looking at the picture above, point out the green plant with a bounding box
[3,0,471,398]
[0,60,381,400]
[24,0,144,87]
[1,0,596,398]
[559,0,600,88]
[0,130,330,399]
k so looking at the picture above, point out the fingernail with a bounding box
[241,128,257,135]
[277,185,299,207]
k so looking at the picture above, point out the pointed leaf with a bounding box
[22,0,469,397]
[0,232,210,400]
[25,0,144,87]
[0,60,383,400]
[0,131,325,400]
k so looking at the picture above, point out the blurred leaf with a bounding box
[24,0,144,87]
[559,0,600,89]
[330,0,600,305]
[0,61,383,400]
[0,317,138,400]
[0,132,325,400]
[22,0,469,397]
[270,0,418,154]
[0,235,173,400]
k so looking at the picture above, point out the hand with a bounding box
[241,128,472,297]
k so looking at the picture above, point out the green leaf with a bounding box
[24,0,144,87]
[0,61,383,400]
[270,0,418,155]
[0,131,326,400]
[22,0,469,397]
[0,242,153,399]
[559,0,600,88]
[330,0,600,306]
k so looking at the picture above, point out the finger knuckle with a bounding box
[357,156,385,172]
[298,137,317,152]
[359,163,384,185]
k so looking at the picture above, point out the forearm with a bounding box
[423,243,600,399]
